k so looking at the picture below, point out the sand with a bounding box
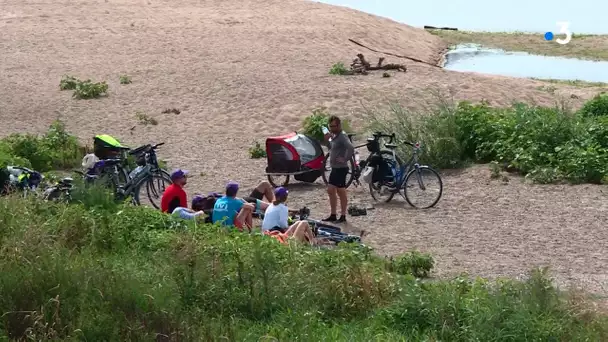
[1,0,606,294]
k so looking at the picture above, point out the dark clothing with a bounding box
[328,167,349,188]
[329,132,354,168]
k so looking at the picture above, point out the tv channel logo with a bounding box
[544,22,572,45]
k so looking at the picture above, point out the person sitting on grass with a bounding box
[161,169,190,214]
[212,181,255,231]
[201,181,300,219]
[261,187,315,245]
[171,195,207,221]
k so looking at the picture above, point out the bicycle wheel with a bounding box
[369,151,404,203]
[321,153,356,188]
[146,173,172,209]
[267,174,289,188]
[133,174,172,208]
[402,166,443,209]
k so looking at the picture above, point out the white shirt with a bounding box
[261,203,289,231]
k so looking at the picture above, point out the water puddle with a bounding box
[443,44,608,83]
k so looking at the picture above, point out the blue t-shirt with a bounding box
[212,196,244,226]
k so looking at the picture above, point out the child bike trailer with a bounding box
[265,132,325,187]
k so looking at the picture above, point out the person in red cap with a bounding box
[160,169,189,213]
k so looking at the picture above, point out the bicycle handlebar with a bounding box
[372,132,396,144]
[152,142,165,149]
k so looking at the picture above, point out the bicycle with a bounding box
[292,207,366,246]
[322,132,404,188]
[2,166,44,198]
[367,139,443,209]
[76,142,172,209]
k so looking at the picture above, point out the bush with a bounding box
[248,141,266,159]
[0,120,85,172]
[119,75,132,84]
[329,62,348,75]
[73,79,108,99]
[368,92,608,184]
[579,93,608,117]
[59,75,79,90]
[0,194,606,340]
[59,75,109,99]
[367,100,467,169]
[302,108,352,143]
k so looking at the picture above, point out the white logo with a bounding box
[555,22,572,45]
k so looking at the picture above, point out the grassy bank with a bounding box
[429,30,608,61]
[0,191,607,340]
[532,78,608,88]
[367,91,608,184]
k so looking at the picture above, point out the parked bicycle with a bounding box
[322,132,404,188]
[75,142,172,208]
[365,137,443,209]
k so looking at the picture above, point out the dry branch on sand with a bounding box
[345,53,407,75]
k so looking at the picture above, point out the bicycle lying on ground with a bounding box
[292,207,366,246]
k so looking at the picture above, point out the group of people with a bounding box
[160,115,355,245]
[160,171,315,244]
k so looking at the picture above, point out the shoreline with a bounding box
[427,29,608,61]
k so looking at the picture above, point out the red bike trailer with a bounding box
[264,132,325,187]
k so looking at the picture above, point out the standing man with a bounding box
[323,115,354,223]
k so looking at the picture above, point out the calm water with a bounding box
[443,44,608,82]
[314,0,606,34]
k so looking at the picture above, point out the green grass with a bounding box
[1,106,608,340]
[429,30,608,61]
[532,77,608,88]
[0,191,607,340]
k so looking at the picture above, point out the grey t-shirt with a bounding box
[329,132,355,168]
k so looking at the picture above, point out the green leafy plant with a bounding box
[579,93,608,117]
[72,79,108,99]
[135,111,158,126]
[388,250,434,278]
[119,75,132,84]
[59,75,79,90]
[302,108,352,143]
[329,62,348,75]
[248,141,266,159]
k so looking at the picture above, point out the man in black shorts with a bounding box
[323,115,354,223]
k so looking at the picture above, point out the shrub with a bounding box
[302,108,352,143]
[119,75,132,84]
[59,75,79,90]
[135,111,158,126]
[579,93,608,117]
[73,79,108,99]
[367,99,467,169]
[248,141,266,159]
[0,120,84,172]
[329,62,348,75]
[387,250,434,278]
[368,92,608,184]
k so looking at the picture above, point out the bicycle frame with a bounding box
[388,142,428,191]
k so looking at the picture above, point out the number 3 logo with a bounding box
[556,22,572,45]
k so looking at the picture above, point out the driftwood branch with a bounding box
[343,53,407,75]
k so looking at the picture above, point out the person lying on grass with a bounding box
[261,187,315,245]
